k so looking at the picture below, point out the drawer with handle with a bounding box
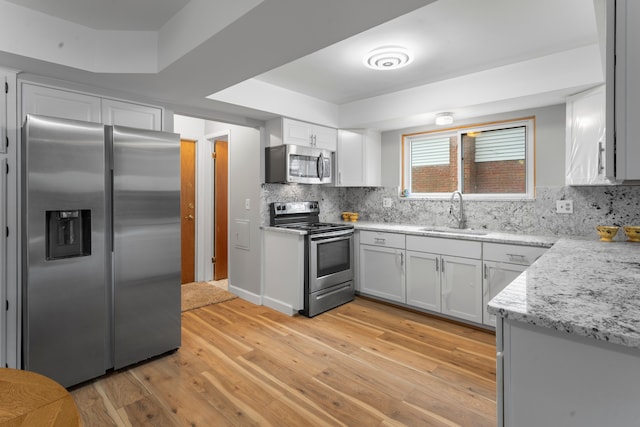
[359,230,405,249]
[483,242,548,265]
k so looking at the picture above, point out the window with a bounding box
[403,117,535,199]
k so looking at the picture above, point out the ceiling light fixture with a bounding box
[363,46,413,70]
[435,112,454,126]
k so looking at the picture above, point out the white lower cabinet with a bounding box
[358,231,405,303]
[359,245,405,303]
[406,235,483,323]
[406,250,483,322]
[440,255,483,323]
[406,250,440,312]
[482,242,548,327]
[483,262,526,327]
[358,231,547,327]
[499,318,640,426]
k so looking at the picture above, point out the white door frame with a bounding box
[197,130,230,281]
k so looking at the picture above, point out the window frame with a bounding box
[402,116,536,200]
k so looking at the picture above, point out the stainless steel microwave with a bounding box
[265,144,333,184]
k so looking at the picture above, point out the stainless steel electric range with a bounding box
[270,201,355,317]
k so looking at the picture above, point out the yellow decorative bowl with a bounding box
[342,212,351,221]
[349,213,359,222]
[596,225,619,242]
[623,226,640,242]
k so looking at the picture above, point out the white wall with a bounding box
[204,121,262,302]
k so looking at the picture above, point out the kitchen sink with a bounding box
[419,226,488,236]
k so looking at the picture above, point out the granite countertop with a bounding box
[263,221,558,247]
[352,221,557,248]
[488,238,640,349]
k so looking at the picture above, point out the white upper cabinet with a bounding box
[268,118,337,151]
[310,123,338,151]
[102,99,162,131]
[22,83,101,123]
[565,85,614,185]
[336,129,381,187]
[21,83,163,131]
[614,0,640,181]
[566,0,640,184]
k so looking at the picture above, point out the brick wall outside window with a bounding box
[411,135,525,193]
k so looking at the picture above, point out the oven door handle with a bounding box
[309,233,353,243]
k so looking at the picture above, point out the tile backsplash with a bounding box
[262,184,640,239]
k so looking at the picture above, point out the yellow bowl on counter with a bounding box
[349,213,359,222]
[342,211,353,221]
[623,226,640,242]
[596,225,619,242]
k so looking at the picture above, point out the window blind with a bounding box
[410,136,450,166]
[474,126,525,162]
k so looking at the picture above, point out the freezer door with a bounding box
[112,125,181,369]
[22,115,107,387]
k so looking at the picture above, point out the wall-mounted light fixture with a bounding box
[363,46,413,70]
[435,112,454,126]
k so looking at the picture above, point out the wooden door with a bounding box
[180,139,196,284]
[214,139,228,280]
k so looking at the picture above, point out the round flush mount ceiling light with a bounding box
[363,46,413,70]
[435,112,454,126]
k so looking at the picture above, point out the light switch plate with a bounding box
[383,198,393,208]
[245,198,251,210]
[556,200,573,214]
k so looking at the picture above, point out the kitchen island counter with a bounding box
[488,238,640,349]
[489,238,640,426]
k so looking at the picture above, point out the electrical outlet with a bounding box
[245,198,251,210]
[383,198,393,208]
[556,200,573,214]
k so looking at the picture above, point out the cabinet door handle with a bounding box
[435,257,439,272]
[374,237,386,244]
[506,253,526,263]
[483,265,490,297]
[441,257,445,273]
[400,252,404,266]
[598,141,604,173]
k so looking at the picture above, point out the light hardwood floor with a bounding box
[70,297,496,426]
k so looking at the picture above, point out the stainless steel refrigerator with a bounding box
[21,114,181,387]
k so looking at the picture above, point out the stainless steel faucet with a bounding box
[449,191,465,229]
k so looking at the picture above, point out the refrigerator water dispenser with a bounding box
[46,209,91,260]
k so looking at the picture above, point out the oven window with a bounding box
[316,238,350,277]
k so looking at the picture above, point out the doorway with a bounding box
[213,138,228,280]
[180,139,196,284]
